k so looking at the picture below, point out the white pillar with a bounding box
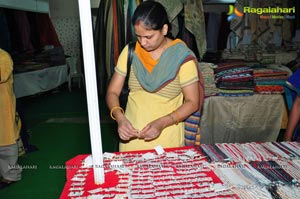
[77,0,104,184]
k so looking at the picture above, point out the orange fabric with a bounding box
[135,39,183,73]
[135,43,157,73]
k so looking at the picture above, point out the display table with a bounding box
[60,147,235,199]
[60,142,300,199]
[200,94,285,144]
[13,64,68,98]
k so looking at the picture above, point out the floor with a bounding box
[0,84,118,199]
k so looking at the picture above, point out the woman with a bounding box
[106,1,204,152]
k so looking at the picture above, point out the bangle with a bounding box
[170,110,179,125]
[110,106,124,120]
[169,114,176,125]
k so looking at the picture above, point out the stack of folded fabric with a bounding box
[253,67,289,94]
[199,62,219,97]
[214,62,254,96]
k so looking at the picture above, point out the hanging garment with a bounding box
[206,12,221,52]
[34,13,61,48]
[94,0,112,95]
[5,9,34,52]
[183,0,206,58]
[0,9,12,52]
[155,0,183,38]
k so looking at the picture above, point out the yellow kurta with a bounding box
[115,43,199,152]
[0,48,19,146]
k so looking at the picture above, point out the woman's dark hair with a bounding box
[132,1,173,37]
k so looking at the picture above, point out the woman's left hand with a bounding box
[139,119,163,141]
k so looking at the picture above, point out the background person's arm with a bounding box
[284,96,300,141]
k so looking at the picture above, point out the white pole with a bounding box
[77,0,104,184]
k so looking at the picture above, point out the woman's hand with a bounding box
[117,116,139,141]
[139,119,164,141]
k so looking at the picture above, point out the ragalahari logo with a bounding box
[227,5,244,21]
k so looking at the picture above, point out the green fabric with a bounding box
[128,0,138,42]
[132,42,195,92]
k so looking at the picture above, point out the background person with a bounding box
[284,95,300,141]
[284,68,300,141]
[0,48,22,188]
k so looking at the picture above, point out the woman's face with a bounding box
[134,21,168,52]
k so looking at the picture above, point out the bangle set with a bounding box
[110,106,124,120]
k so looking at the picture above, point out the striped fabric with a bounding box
[184,102,201,147]
[183,57,205,147]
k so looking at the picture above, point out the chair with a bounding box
[66,57,84,92]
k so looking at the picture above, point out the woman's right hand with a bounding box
[117,116,139,141]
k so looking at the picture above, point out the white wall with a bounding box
[49,0,82,66]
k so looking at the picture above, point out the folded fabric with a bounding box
[254,85,284,94]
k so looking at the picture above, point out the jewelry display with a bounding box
[61,142,300,199]
[276,185,300,199]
